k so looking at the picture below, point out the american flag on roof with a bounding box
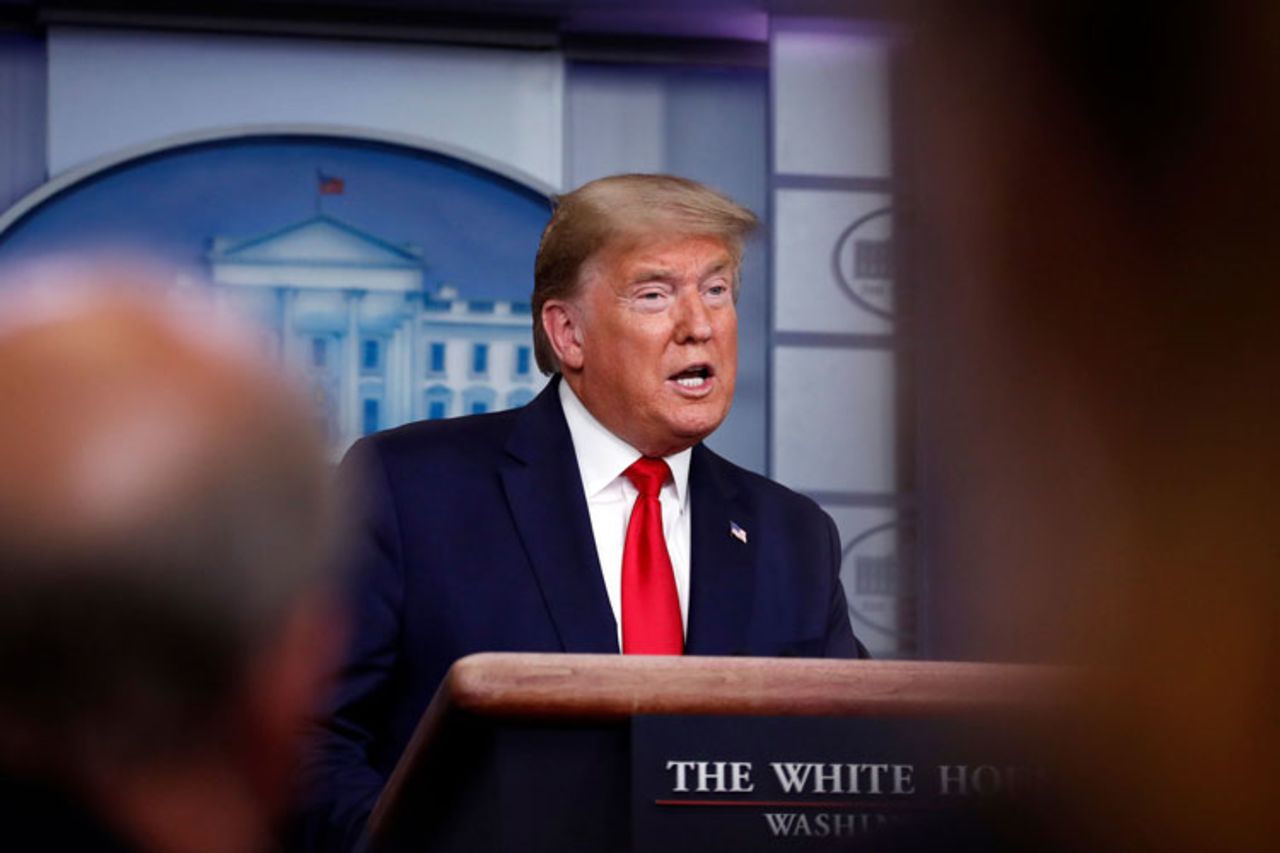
[317,169,345,195]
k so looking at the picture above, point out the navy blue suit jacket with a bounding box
[295,378,865,851]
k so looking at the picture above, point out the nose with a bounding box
[674,289,713,343]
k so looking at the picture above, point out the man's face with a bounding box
[565,233,738,457]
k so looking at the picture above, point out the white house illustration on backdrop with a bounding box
[206,214,545,451]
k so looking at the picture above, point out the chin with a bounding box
[667,413,728,447]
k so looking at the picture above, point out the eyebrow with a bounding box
[700,260,732,279]
[629,267,678,285]
[628,258,733,285]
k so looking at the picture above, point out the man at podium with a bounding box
[295,174,867,852]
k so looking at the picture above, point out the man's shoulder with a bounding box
[694,444,828,520]
[346,408,523,472]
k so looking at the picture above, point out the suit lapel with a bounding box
[685,445,756,655]
[500,379,619,654]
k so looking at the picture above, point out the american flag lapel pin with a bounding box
[729,521,748,544]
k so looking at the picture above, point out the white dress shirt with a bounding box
[558,380,691,648]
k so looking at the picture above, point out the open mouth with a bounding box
[669,364,714,389]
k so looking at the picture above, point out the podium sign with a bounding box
[633,715,1047,851]
[368,654,1060,853]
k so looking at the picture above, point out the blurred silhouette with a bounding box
[0,262,344,853]
[907,1,1279,851]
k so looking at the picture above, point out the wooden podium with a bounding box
[365,654,1059,853]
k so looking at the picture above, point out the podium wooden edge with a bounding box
[444,653,1058,718]
[367,653,1064,839]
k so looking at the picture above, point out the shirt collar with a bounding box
[559,379,691,505]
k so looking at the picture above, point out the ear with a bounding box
[541,300,586,372]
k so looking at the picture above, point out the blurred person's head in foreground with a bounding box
[908,1,1279,851]
[0,260,343,853]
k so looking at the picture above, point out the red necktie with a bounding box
[621,457,684,655]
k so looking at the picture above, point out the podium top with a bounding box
[437,653,1061,720]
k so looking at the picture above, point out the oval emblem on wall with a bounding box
[831,207,894,320]
[840,518,916,654]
